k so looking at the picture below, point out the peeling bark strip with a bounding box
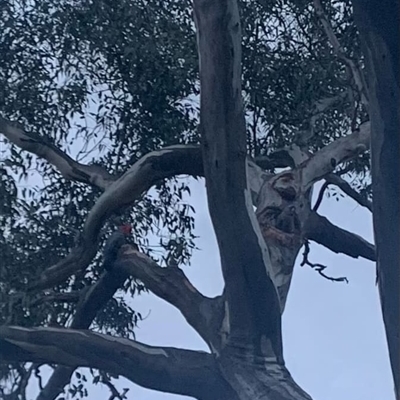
[193,0,282,355]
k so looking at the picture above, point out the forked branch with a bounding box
[193,0,282,358]
[115,245,224,350]
[31,145,203,291]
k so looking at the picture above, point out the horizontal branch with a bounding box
[304,211,376,261]
[0,117,115,190]
[302,121,370,189]
[115,245,224,351]
[0,114,285,196]
[0,326,227,399]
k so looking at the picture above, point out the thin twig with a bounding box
[313,0,369,109]
[301,241,349,283]
[313,181,330,211]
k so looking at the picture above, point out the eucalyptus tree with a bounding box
[0,0,391,399]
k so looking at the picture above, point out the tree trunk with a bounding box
[351,2,400,397]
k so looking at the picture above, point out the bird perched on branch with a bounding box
[103,224,133,272]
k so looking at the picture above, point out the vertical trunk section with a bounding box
[352,2,400,397]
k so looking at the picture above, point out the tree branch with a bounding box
[325,173,372,212]
[30,145,204,291]
[115,245,224,351]
[0,326,230,399]
[313,0,369,108]
[0,113,283,196]
[312,173,372,213]
[304,211,376,261]
[312,181,329,212]
[0,117,115,191]
[193,0,282,360]
[27,139,272,293]
[301,241,349,283]
[302,121,370,189]
[37,244,226,400]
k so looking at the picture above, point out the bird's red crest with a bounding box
[119,224,132,235]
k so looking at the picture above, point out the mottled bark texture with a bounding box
[352,1,400,397]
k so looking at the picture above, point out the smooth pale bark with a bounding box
[351,1,400,396]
